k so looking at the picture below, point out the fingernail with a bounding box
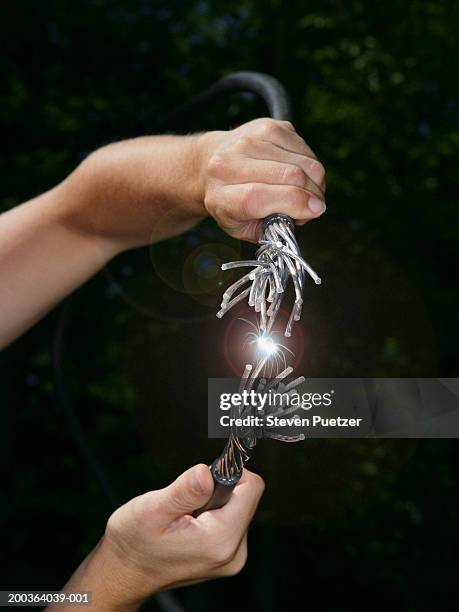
[308,197,326,215]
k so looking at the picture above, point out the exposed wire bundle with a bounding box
[200,214,322,514]
[53,71,315,610]
[211,364,307,486]
[190,73,323,518]
[217,214,321,337]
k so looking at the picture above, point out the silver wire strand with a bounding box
[217,216,321,336]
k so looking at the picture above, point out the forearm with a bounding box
[49,538,146,612]
[58,134,209,249]
[0,186,117,348]
[0,134,209,349]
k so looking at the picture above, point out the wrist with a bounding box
[192,130,226,205]
[75,537,150,612]
[55,131,228,256]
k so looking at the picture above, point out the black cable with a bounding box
[52,72,293,612]
[162,71,293,126]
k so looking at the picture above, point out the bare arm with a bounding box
[0,189,114,346]
[0,119,325,348]
[3,120,326,608]
[0,135,205,347]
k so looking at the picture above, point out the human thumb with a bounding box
[163,464,214,517]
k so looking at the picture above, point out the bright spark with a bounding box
[256,335,278,356]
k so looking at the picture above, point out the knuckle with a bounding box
[281,120,294,130]
[235,549,249,573]
[281,164,305,187]
[240,183,259,218]
[203,190,217,215]
[220,540,248,577]
[106,494,146,539]
[284,185,305,207]
[207,152,226,174]
[221,555,247,577]
[212,539,237,566]
[255,117,274,127]
[256,117,276,136]
[234,136,253,152]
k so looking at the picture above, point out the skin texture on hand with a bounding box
[1,121,320,605]
[58,117,326,250]
[0,118,325,347]
[201,118,326,242]
[0,123,321,600]
[50,465,265,611]
[58,134,208,250]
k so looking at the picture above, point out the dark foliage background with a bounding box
[1,1,458,610]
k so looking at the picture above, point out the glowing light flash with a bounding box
[240,317,293,378]
[256,335,277,356]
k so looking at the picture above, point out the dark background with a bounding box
[1,1,458,610]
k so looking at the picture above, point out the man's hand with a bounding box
[0,118,326,346]
[60,118,325,250]
[200,118,326,242]
[52,465,264,611]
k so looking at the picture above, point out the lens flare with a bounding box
[256,335,277,356]
[238,318,294,378]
